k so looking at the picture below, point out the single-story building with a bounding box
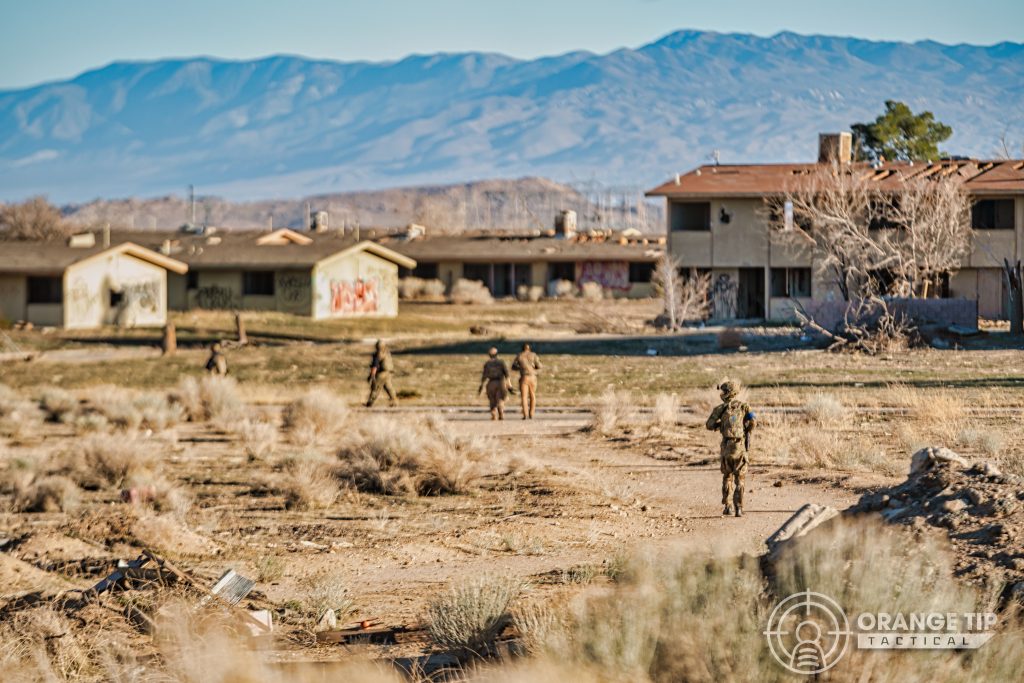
[646,133,1024,321]
[0,239,188,329]
[379,223,666,299]
[124,228,416,319]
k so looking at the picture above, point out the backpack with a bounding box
[484,360,506,380]
[718,400,748,440]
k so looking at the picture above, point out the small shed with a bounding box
[0,241,188,329]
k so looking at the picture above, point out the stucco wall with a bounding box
[312,251,399,319]
[189,270,242,309]
[64,253,167,329]
[0,274,27,323]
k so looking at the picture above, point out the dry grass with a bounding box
[651,393,680,428]
[74,433,158,488]
[174,375,245,426]
[277,457,340,510]
[237,415,278,460]
[591,390,636,435]
[0,606,108,680]
[10,473,81,513]
[427,574,523,654]
[283,388,348,447]
[803,392,844,426]
[0,384,44,439]
[38,386,78,423]
[84,385,183,431]
[123,470,192,517]
[131,513,218,558]
[335,416,484,496]
[755,412,902,475]
[298,569,353,622]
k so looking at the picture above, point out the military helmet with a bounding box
[718,381,739,399]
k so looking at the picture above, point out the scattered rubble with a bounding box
[849,446,1024,600]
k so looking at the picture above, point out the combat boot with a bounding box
[722,504,731,516]
[735,506,743,518]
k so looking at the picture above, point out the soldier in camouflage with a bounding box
[705,380,756,517]
[511,342,542,419]
[205,342,227,376]
[366,339,397,408]
[478,347,513,420]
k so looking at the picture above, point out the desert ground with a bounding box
[2,299,1023,681]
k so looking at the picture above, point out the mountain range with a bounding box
[2,29,1022,202]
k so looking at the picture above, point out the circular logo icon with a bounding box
[764,589,851,674]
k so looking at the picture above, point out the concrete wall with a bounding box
[64,252,168,329]
[189,270,242,310]
[312,251,399,319]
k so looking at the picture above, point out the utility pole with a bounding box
[189,184,196,226]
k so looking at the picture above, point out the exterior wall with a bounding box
[666,194,1024,322]
[312,251,399,319]
[64,253,168,329]
[274,269,313,315]
[0,274,27,323]
[189,270,243,310]
[184,268,314,315]
[168,272,188,310]
[438,262,464,291]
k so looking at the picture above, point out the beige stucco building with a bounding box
[647,135,1024,321]
[381,230,665,299]
[0,241,187,329]
[129,229,415,319]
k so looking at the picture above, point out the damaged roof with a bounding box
[378,233,666,263]
[646,159,1024,198]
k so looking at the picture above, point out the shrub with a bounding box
[76,433,158,488]
[11,474,80,513]
[579,281,604,301]
[591,390,636,435]
[427,574,522,654]
[0,385,43,438]
[335,416,482,496]
[298,570,353,621]
[123,471,192,517]
[277,458,340,510]
[283,389,348,446]
[38,387,78,423]
[238,417,278,460]
[174,376,245,425]
[803,392,844,426]
[651,393,679,428]
[85,385,183,431]
[449,278,494,305]
[548,279,575,298]
[717,327,744,350]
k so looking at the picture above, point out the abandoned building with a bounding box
[646,133,1024,321]
[0,237,188,329]
[124,228,416,319]
[379,213,666,299]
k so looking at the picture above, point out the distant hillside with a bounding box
[62,176,663,233]
[2,30,1022,201]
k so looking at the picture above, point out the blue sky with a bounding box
[1,0,1022,89]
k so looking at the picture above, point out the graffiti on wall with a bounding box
[575,261,630,291]
[195,285,237,310]
[330,277,379,315]
[112,280,160,327]
[276,273,310,304]
[66,278,94,320]
[711,274,738,320]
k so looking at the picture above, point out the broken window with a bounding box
[109,289,125,307]
[972,199,1015,230]
[770,268,812,298]
[186,270,199,291]
[628,262,655,283]
[547,262,575,283]
[670,202,711,231]
[242,271,275,296]
[27,276,63,304]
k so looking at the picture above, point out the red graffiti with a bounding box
[576,261,630,291]
[330,278,379,314]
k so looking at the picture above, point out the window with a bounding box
[27,276,62,304]
[670,202,711,231]
[770,268,812,298]
[463,263,490,284]
[547,262,575,282]
[186,270,199,291]
[109,290,124,307]
[972,199,1015,230]
[629,262,655,283]
[242,271,275,296]
[413,262,439,279]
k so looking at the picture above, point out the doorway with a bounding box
[737,268,765,319]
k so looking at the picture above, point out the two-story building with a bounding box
[646,133,1024,321]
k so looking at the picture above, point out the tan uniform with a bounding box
[511,351,542,419]
[205,350,227,375]
[706,398,752,512]
[367,349,397,407]
[481,358,510,420]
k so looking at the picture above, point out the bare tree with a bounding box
[653,254,711,328]
[0,196,69,241]
[883,176,972,298]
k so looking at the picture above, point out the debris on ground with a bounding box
[849,446,1024,600]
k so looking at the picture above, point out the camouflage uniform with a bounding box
[366,341,397,408]
[205,343,227,375]
[705,381,755,517]
[479,349,511,420]
[511,345,542,419]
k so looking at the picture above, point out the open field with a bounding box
[2,301,1024,680]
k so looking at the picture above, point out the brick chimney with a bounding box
[818,132,852,164]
